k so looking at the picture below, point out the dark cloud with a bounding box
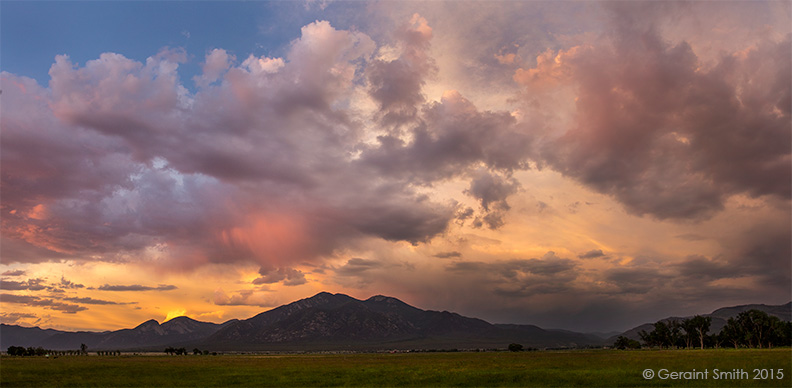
[358,91,530,184]
[58,277,84,289]
[97,284,177,291]
[578,249,605,259]
[1,270,26,276]
[61,297,124,305]
[446,252,579,299]
[253,266,307,286]
[604,267,671,294]
[335,258,384,276]
[367,14,436,128]
[1,293,87,314]
[433,251,462,259]
[0,278,47,291]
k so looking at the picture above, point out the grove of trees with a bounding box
[624,310,791,350]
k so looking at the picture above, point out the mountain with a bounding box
[614,302,792,342]
[202,292,603,350]
[1,317,237,351]
[0,324,65,349]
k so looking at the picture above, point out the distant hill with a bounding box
[613,302,792,342]
[1,317,237,351]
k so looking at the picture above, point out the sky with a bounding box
[1,0,790,334]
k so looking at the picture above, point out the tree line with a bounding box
[614,310,791,349]
[5,343,117,356]
[164,347,216,355]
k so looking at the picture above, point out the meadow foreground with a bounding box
[1,348,790,387]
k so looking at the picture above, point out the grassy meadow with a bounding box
[1,348,790,387]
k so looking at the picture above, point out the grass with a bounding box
[1,348,790,387]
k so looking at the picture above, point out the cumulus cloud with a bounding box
[367,13,436,128]
[517,2,791,220]
[1,270,26,277]
[0,17,473,272]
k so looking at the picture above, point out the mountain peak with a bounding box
[163,316,197,324]
[134,319,160,329]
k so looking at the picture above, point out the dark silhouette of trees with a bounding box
[165,346,188,355]
[639,310,790,349]
[613,336,640,349]
[639,320,681,348]
[80,343,87,355]
[7,346,49,356]
[719,310,792,348]
[508,343,523,352]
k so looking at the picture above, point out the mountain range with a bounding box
[2,292,789,352]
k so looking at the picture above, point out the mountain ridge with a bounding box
[2,293,789,351]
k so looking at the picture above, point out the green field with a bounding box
[1,349,790,387]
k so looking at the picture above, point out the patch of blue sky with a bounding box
[1,1,366,92]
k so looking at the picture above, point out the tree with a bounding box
[80,343,88,355]
[721,318,743,348]
[687,315,711,349]
[508,343,523,352]
[613,336,641,350]
[736,310,773,348]
[193,348,202,355]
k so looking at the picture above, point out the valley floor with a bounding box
[1,348,790,387]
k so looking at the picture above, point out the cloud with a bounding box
[212,289,276,307]
[2,16,488,273]
[358,90,531,184]
[578,249,605,259]
[367,13,435,128]
[433,251,461,259]
[464,169,520,229]
[1,294,87,314]
[0,278,47,291]
[194,48,234,88]
[517,3,791,220]
[97,284,178,291]
[1,270,26,276]
[0,312,38,325]
[61,297,125,305]
[447,252,579,294]
[335,258,383,276]
[252,266,307,286]
[58,276,84,289]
